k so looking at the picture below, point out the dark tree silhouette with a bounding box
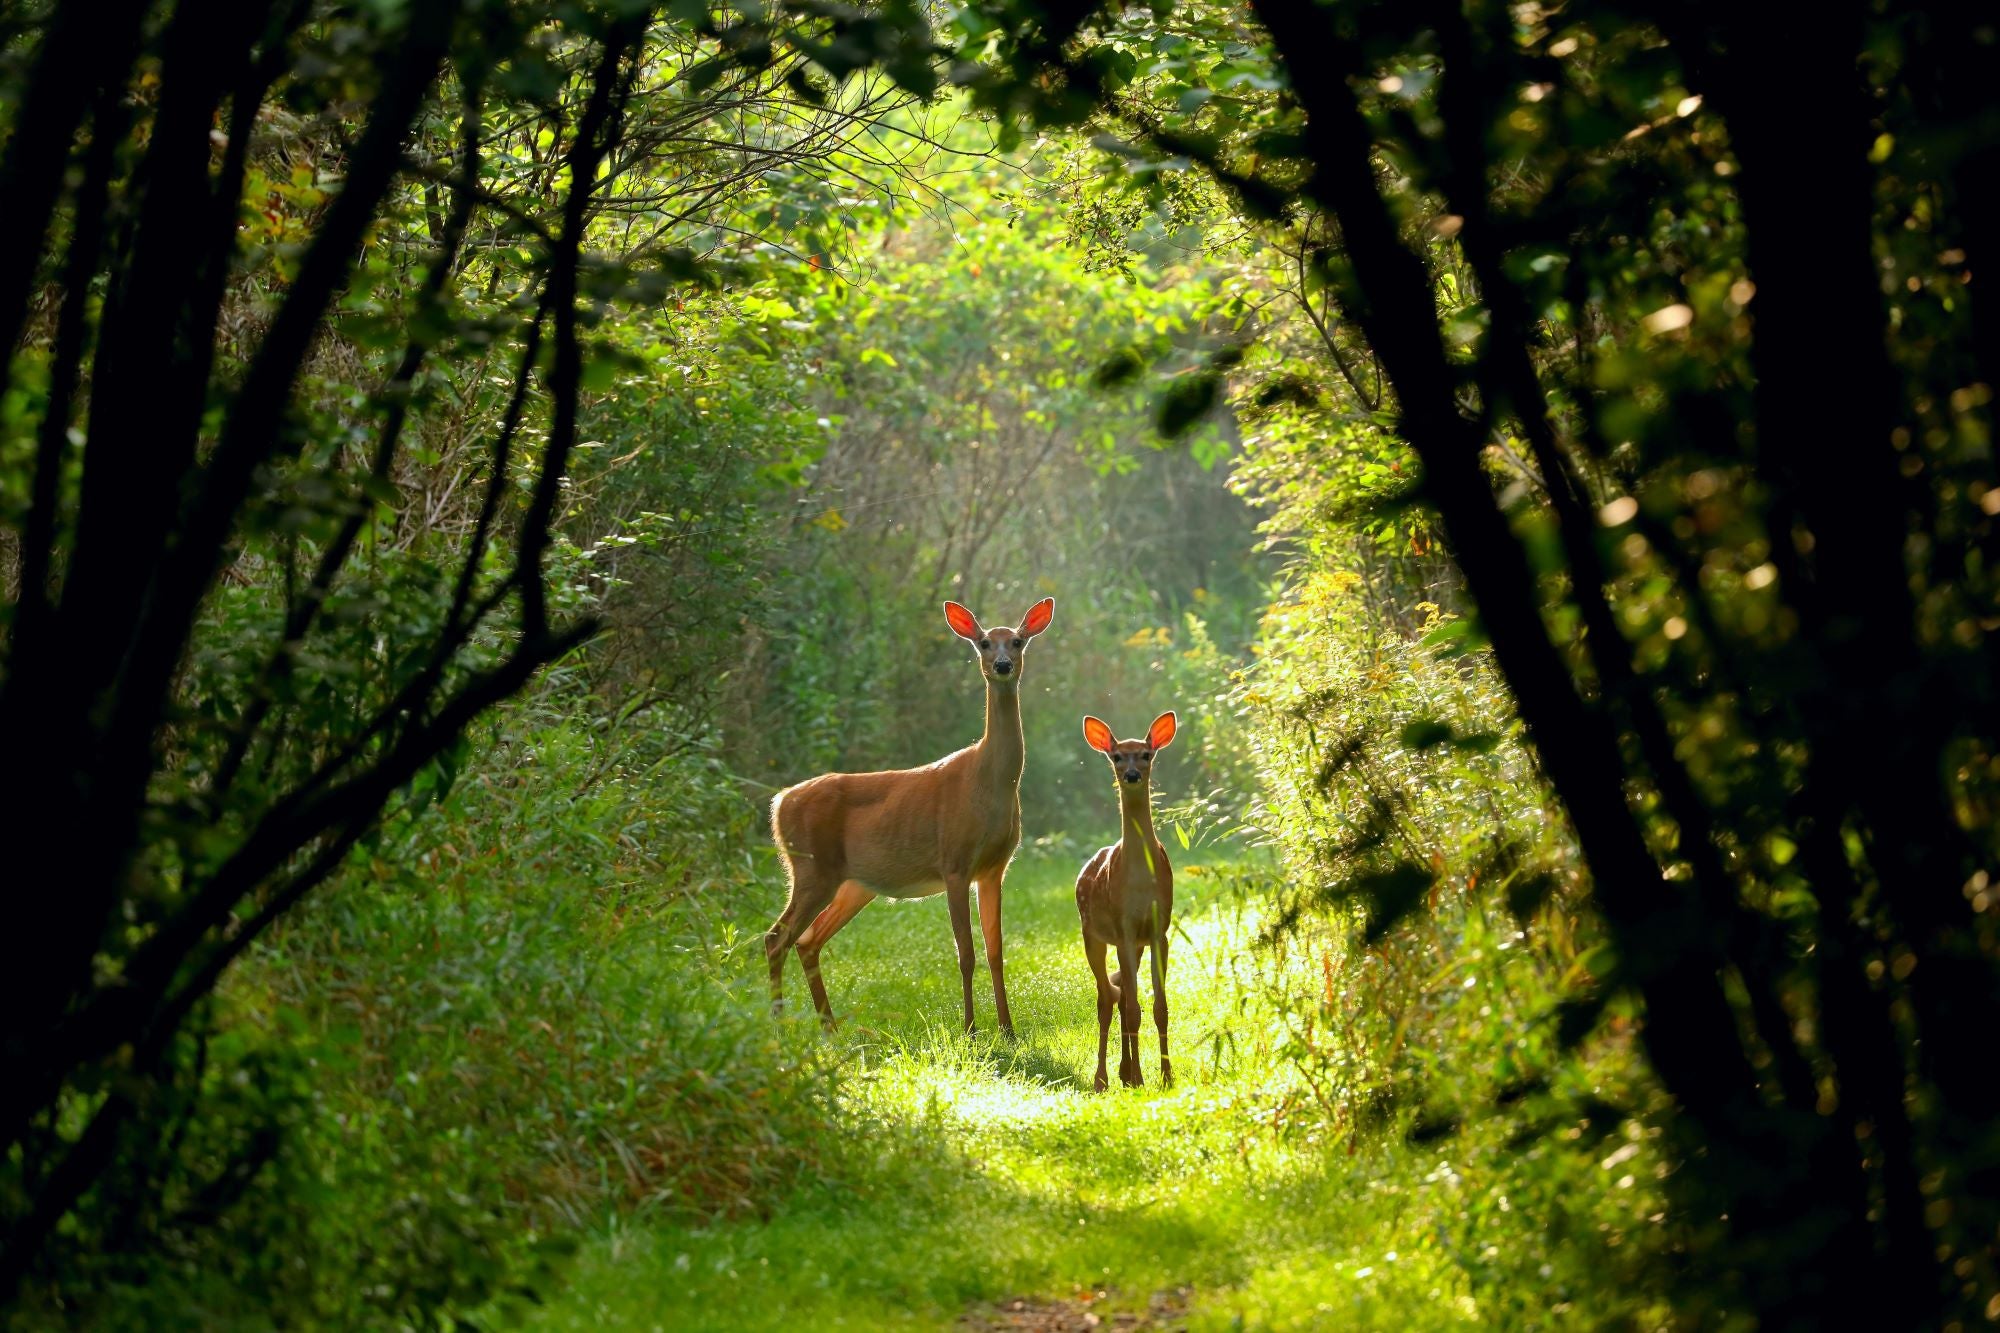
[0,0,974,1295]
[939,0,2000,1323]
[0,1,647,1287]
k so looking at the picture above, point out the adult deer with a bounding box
[1075,711,1177,1091]
[765,596,1055,1035]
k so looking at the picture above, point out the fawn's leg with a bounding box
[1116,938,1144,1087]
[977,870,1015,1039]
[1150,925,1173,1089]
[794,880,873,1029]
[765,858,835,1016]
[946,876,978,1033]
[1085,934,1114,1092]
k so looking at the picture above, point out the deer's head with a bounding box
[944,597,1054,686]
[1083,711,1177,786]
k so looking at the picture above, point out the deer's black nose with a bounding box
[994,660,1013,675]
[1122,769,1141,783]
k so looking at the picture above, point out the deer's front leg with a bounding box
[1115,939,1144,1086]
[1150,927,1172,1089]
[946,877,978,1034]
[1085,934,1114,1091]
[977,871,1015,1039]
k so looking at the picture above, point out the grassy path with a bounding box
[527,850,1475,1331]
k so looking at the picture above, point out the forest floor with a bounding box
[524,850,1481,1331]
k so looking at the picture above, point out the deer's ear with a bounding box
[1147,711,1178,750]
[1082,716,1115,753]
[943,601,982,640]
[1019,597,1054,638]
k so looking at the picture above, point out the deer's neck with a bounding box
[975,680,1024,791]
[1117,781,1158,853]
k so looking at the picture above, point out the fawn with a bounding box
[1075,710,1178,1090]
[765,597,1055,1035]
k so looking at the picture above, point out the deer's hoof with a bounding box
[1120,1065,1143,1088]
[1160,1061,1174,1089]
[1093,1071,1109,1092]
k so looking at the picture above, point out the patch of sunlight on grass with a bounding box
[523,850,1470,1332]
[921,1070,1074,1125]
[1185,1250,1483,1332]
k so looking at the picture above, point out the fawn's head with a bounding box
[1083,711,1177,786]
[944,597,1055,685]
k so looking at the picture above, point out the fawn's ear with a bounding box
[1082,716,1115,753]
[1147,711,1178,750]
[943,601,982,640]
[1018,596,1055,638]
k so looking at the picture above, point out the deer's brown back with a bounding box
[773,748,1018,897]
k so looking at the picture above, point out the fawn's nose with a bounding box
[993,659,1013,675]
[1122,768,1141,783]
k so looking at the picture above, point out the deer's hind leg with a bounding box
[795,880,873,1028]
[766,853,837,1017]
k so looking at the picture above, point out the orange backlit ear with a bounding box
[1019,597,1054,638]
[943,601,982,640]
[1082,716,1115,753]
[1147,711,1178,751]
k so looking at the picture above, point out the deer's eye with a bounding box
[1011,638,1023,648]
[977,639,990,650]
[1141,752,1152,761]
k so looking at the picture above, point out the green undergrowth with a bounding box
[118,696,1657,1330]
[525,848,1509,1332]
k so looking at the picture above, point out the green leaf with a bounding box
[1398,718,1454,750]
[1094,347,1147,387]
[1360,863,1434,944]
[1156,372,1219,438]
[1505,871,1558,922]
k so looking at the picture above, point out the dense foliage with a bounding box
[1027,0,2000,1325]
[4,0,1998,1328]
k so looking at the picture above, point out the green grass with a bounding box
[524,847,1482,1331]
